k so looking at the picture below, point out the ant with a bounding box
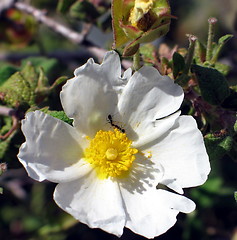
[107,114,125,133]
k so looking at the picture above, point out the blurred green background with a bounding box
[0,0,237,240]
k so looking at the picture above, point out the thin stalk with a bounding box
[133,50,141,71]
[184,34,197,74]
[206,17,217,62]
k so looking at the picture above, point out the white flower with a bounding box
[17,51,210,238]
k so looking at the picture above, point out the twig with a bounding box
[14,2,87,45]
[13,2,132,69]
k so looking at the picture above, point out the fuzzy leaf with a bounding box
[204,134,233,161]
[0,64,19,85]
[172,52,185,79]
[221,89,237,111]
[57,0,76,13]
[210,34,233,64]
[69,0,100,21]
[21,57,59,79]
[214,62,231,76]
[192,65,230,105]
[0,62,50,107]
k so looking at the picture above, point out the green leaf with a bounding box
[234,116,237,133]
[69,0,100,22]
[214,62,231,76]
[221,89,237,111]
[21,57,59,79]
[57,0,76,13]
[192,65,230,105]
[0,62,50,107]
[210,34,233,64]
[172,52,185,79]
[0,64,19,86]
[194,40,206,64]
[218,34,233,45]
[204,134,233,161]
[40,109,73,125]
[140,44,156,60]
[235,192,237,202]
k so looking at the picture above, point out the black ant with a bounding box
[107,114,125,133]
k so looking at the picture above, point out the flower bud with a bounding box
[112,0,173,56]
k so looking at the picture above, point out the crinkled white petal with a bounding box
[18,111,91,183]
[118,153,164,194]
[145,116,210,190]
[54,171,126,237]
[118,66,183,139]
[60,53,121,137]
[101,51,122,84]
[132,111,181,147]
[120,186,195,239]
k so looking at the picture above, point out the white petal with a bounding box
[132,111,181,147]
[118,66,183,133]
[120,186,195,239]
[146,116,210,190]
[118,153,164,193]
[101,51,122,83]
[54,172,126,237]
[60,55,119,137]
[18,111,91,183]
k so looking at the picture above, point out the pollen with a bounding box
[84,129,138,179]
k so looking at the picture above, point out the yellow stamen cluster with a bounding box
[84,129,138,179]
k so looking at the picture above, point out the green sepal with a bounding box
[192,65,230,105]
[123,43,140,57]
[172,52,185,79]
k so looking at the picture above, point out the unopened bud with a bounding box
[112,0,173,56]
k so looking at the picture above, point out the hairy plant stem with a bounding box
[184,34,197,74]
[206,17,217,62]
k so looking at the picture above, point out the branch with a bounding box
[13,2,132,68]
[14,1,87,45]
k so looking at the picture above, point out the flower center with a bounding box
[84,129,138,179]
[105,148,118,160]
